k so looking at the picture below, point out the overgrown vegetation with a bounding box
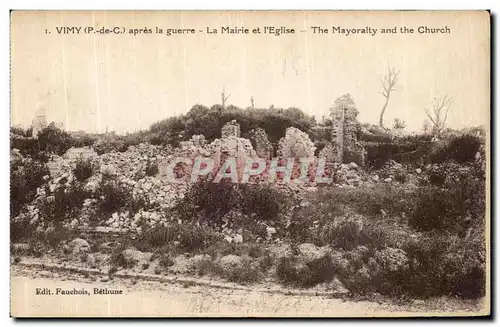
[430,134,483,164]
[137,223,220,252]
[283,161,486,298]
[10,157,49,217]
[171,177,293,227]
[10,105,487,301]
[73,158,94,182]
[411,167,485,234]
[92,179,147,222]
[37,181,90,226]
[147,104,316,147]
[361,129,484,168]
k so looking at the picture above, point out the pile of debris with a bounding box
[12,119,386,234]
[277,127,316,159]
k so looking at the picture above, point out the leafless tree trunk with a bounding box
[424,95,453,135]
[221,86,231,110]
[379,66,399,128]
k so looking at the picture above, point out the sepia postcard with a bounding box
[10,10,490,318]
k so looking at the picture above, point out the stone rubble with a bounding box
[12,114,422,237]
[277,127,316,158]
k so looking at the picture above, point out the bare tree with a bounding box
[424,95,453,135]
[221,86,231,110]
[393,118,406,130]
[250,96,255,109]
[379,65,399,128]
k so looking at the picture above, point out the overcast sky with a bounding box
[11,11,489,134]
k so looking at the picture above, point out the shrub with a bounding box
[137,223,220,252]
[316,214,407,252]
[324,185,412,218]
[364,142,401,168]
[285,185,418,261]
[36,122,75,155]
[11,126,33,138]
[393,170,408,183]
[276,256,308,285]
[410,171,485,234]
[11,216,33,243]
[360,220,410,250]
[10,157,50,217]
[94,181,144,217]
[203,242,272,270]
[285,191,344,243]
[403,232,486,298]
[239,184,291,222]
[109,242,130,269]
[38,182,90,225]
[147,104,315,145]
[427,166,446,186]
[194,256,216,276]
[95,182,129,215]
[358,125,393,143]
[319,216,363,251]
[431,134,482,164]
[10,137,40,157]
[92,138,127,155]
[158,253,175,269]
[286,211,317,244]
[73,158,94,182]
[173,178,290,226]
[216,257,261,284]
[43,226,74,249]
[174,178,240,224]
[363,137,434,168]
[120,132,148,148]
[326,230,485,299]
[148,116,186,146]
[71,134,99,147]
[276,254,335,287]
[439,249,485,298]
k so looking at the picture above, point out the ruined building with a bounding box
[216,120,255,158]
[31,106,48,138]
[330,94,366,165]
[250,127,273,160]
[210,120,256,180]
[277,126,316,158]
[221,120,241,138]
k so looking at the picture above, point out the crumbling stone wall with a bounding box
[250,127,273,159]
[210,136,256,180]
[330,94,366,165]
[206,121,257,180]
[318,142,336,162]
[190,134,206,147]
[221,120,241,138]
[178,135,207,153]
[277,127,316,158]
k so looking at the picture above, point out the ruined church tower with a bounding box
[329,94,366,165]
[31,104,48,138]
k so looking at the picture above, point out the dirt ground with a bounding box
[10,265,487,318]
